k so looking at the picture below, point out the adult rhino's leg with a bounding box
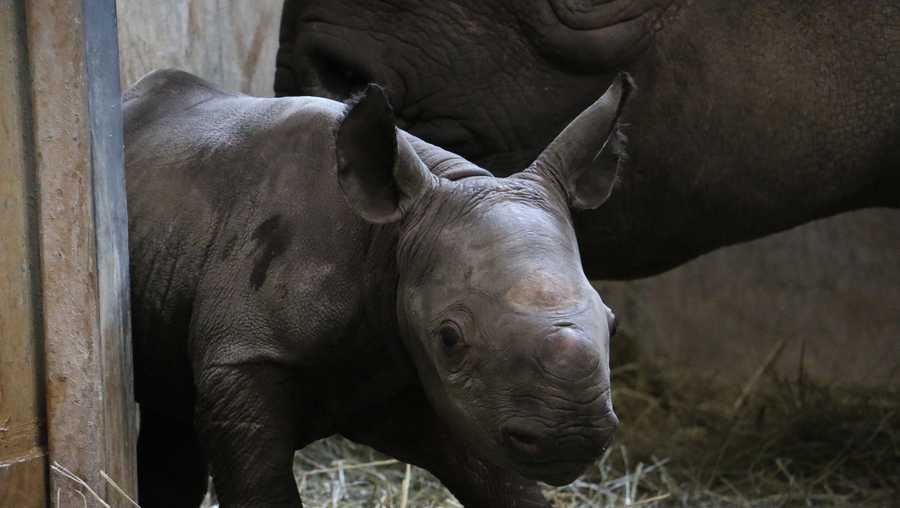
[342,387,550,508]
[194,363,302,507]
[137,407,209,507]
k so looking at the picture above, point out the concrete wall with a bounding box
[114,1,899,389]
[117,0,282,96]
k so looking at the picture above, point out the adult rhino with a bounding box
[275,0,899,278]
[126,69,629,507]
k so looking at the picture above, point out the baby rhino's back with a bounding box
[123,70,364,408]
[124,69,348,253]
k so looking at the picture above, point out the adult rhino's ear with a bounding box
[528,73,633,210]
[336,83,431,223]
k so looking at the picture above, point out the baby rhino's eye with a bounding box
[438,322,462,350]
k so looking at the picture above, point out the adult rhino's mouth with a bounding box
[276,18,379,101]
[279,33,372,100]
[279,22,493,163]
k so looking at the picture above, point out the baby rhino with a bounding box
[125,69,630,508]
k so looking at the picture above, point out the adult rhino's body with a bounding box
[276,0,899,278]
[125,69,629,507]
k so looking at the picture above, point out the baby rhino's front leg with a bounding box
[343,387,551,508]
[195,363,303,507]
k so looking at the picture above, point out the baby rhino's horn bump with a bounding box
[538,327,600,380]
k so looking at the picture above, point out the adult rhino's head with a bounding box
[335,75,631,485]
[278,0,657,173]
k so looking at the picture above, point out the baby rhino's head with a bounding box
[334,76,631,485]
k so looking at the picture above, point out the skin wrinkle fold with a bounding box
[549,0,659,30]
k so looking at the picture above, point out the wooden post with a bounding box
[1,0,138,505]
[0,1,48,506]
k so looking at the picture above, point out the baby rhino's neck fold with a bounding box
[360,222,412,369]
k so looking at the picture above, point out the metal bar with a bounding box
[83,0,138,501]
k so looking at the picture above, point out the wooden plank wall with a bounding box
[1,0,137,505]
[600,208,900,388]
[0,0,48,505]
[117,0,283,96]
[28,0,137,503]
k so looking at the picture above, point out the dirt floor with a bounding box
[279,333,899,508]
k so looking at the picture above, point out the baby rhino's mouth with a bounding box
[499,419,616,485]
[512,455,596,487]
[504,426,542,456]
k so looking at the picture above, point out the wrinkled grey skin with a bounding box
[126,69,630,507]
[276,0,900,278]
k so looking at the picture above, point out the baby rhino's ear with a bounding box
[335,84,431,223]
[528,74,633,210]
